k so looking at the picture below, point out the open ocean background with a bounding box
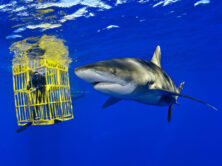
[0,0,222,166]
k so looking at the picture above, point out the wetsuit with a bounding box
[27,72,46,119]
[27,72,46,103]
[16,72,47,133]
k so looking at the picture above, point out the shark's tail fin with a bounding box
[167,82,186,122]
[177,82,185,93]
[168,104,174,122]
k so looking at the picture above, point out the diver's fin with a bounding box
[168,104,174,122]
[154,89,218,111]
[16,122,33,133]
[102,97,122,109]
[151,45,161,68]
[54,119,63,124]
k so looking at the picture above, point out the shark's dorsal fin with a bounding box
[151,45,161,68]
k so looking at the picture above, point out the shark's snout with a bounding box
[75,67,111,84]
[75,66,126,85]
[74,65,136,97]
[75,67,95,83]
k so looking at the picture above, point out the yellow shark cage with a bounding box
[11,36,73,126]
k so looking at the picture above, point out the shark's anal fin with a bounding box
[16,122,33,133]
[154,89,218,111]
[168,104,174,122]
[102,97,122,109]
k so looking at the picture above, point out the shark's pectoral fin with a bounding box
[154,89,217,111]
[168,104,174,122]
[102,97,122,109]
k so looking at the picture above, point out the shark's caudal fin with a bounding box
[167,82,185,122]
[151,45,161,68]
[154,89,217,111]
[168,104,174,122]
[178,82,185,92]
[102,97,122,108]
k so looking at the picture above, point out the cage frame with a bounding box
[13,58,73,126]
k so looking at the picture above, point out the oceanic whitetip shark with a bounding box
[74,46,217,122]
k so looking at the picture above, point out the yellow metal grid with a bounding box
[13,59,73,126]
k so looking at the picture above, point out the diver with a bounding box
[27,71,46,105]
[16,71,61,133]
[16,71,47,133]
[16,44,61,133]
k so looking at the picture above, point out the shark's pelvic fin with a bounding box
[102,97,122,109]
[154,89,218,111]
[168,104,174,122]
[151,45,161,68]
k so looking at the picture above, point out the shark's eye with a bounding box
[110,68,117,74]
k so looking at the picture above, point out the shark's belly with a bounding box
[133,90,170,106]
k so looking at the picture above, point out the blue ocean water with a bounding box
[0,0,222,166]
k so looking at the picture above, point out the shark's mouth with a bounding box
[75,68,136,96]
[93,81,137,97]
[75,68,126,86]
[92,81,124,87]
[92,82,100,86]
